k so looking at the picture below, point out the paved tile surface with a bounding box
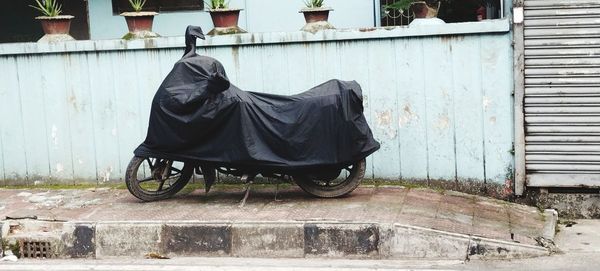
[0,185,545,245]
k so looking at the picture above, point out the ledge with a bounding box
[0,19,509,56]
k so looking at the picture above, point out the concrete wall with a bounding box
[88,0,376,40]
[0,20,513,185]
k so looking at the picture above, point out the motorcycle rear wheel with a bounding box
[125,156,193,202]
[293,159,366,198]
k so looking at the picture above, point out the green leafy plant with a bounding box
[383,0,447,13]
[128,0,147,12]
[383,0,417,13]
[304,0,324,8]
[206,0,229,10]
[29,0,63,17]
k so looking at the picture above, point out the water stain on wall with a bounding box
[435,114,450,131]
[376,110,398,139]
[399,103,419,128]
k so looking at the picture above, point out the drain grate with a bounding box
[19,241,53,258]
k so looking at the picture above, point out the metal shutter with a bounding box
[524,0,600,187]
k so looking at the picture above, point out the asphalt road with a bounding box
[0,257,464,271]
[466,219,600,271]
[2,253,600,271]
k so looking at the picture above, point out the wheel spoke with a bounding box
[157,180,166,191]
[138,176,155,183]
[146,158,152,170]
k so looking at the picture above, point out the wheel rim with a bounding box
[133,157,188,195]
[308,163,360,189]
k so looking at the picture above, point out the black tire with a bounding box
[125,156,193,202]
[293,159,366,198]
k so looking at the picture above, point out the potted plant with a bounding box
[29,0,75,42]
[299,0,334,33]
[383,0,443,21]
[120,0,160,39]
[206,0,246,35]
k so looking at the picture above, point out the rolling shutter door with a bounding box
[524,0,600,187]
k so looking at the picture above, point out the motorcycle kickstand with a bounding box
[274,182,283,202]
[239,174,255,208]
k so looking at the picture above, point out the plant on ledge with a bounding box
[206,0,229,10]
[120,0,160,39]
[299,0,334,33]
[30,0,62,16]
[303,0,324,8]
[30,0,75,42]
[205,0,247,35]
[129,0,147,12]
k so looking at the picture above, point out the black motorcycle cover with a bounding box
[134,26,380,170]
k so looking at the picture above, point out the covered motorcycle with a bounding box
[126,26,380,201]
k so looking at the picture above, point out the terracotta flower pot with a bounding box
[299,7,335,33]
[209,9,241,28]
[120,12,160,40]
[37,15,73,34]
[300,8,332,23]
[207,9,246,35]
[35,15,75,42]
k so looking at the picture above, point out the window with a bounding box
[111,0,203,14]
[380,0,503,26]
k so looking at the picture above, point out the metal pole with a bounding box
[373,0,381,27]
[513,0,526,196]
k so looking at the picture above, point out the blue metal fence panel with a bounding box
[396,38,429,180]
[422,36,457,180]
[451,36,486,181]
[0,57,28,184]
[480,34,514,183]
[43,54,75,182]
[66,53,98,182]
[0,23,513,185]
[17,55,51,182]
[369,39,401,180]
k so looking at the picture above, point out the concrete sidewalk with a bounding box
[0,185,554,260]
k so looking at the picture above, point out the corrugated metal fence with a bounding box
[0,21,514,185]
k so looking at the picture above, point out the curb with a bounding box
[534,209,560,253]
[1,220,550,260]
[542,209,559,241]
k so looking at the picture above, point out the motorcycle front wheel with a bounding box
[293,159,366,198]
[125,156,193,201]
